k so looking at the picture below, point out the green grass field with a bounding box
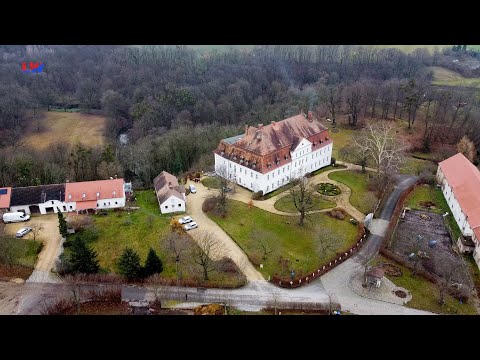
[207,199,359,280]
[400,157,437,175]
[429,66,480,87]
[405,185,462,240]
[373,255,477,314]
[328,170,378,214]
[326,127,356,160]
[82,190,244,287]
[0,237,42,268]
[274,194,336,213]
[368,45,448,53]
[201,177,221,189]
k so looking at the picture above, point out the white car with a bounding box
[178,216,193,224]
[189,184,197,193]
[16,227,32,238]
[183,222,198,231]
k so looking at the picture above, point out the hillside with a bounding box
[429,66,480,87]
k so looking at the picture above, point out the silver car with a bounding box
[16,227,32,238]
[183,222,198,231]
[178,216,193,224]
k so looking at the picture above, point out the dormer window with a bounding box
[96,192,100,197]
[252,164,256,169]
[82,193,86,199]
[68,194,72,200]
[325,137,329,141]
[113,191,116,197]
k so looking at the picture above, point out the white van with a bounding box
[189,184,197,193]
[2,212,31,224]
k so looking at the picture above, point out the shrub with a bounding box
[185,187,191,195]
[67,215,93,231]
[202,197,217,213]
[328,209,345,220]
[216,257,239,273]
[81,226,99,243]
[195,172,201,179]
[117,248,142,281]
[252,190,263,200]
[450,286,470,303]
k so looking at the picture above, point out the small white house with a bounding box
[153,171,186,214]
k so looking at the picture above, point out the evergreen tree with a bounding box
[57,211,68,238]
[117,247,142,280]
[70,236,100,274]
[143,248,163,277]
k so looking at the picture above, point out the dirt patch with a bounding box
[394,290,407,298]
[62,301,130,315]
[0,264,34,280]
[194,303,225,315]
[392,210,471,285]
[377,262,402,277]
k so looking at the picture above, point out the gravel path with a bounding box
[185,180,265,282]
[227,162,367,222]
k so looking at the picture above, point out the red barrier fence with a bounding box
[271,224,368,288]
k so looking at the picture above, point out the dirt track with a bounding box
[4,214,62,274]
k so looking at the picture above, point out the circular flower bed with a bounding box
[394,290,407,299]
[317,183,341,196]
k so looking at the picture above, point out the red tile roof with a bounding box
[214,112,331,174]
[65,179,124,202]
[75,200,97,211]
[439,153,480,235]
[0,187,11,209]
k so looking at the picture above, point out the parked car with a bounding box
[3,212,30,224]
[183,222,198,231]
[189,184,197,193]
[178,216,193,224]
[16,227,32,238]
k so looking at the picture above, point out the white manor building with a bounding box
[437,153,480,269]
[214,111,333,195]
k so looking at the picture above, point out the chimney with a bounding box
[245,124,249,136]
[271,121,276,126]
[307,111,313,122]
[300,109,306,118]
[258,123,263,129]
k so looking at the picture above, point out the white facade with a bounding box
[159,195,186,214]
[436,167,474,237]
[11,199,69,215]
[215,140,333,195]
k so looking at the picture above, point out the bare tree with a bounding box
[214,165,233,215]
[251,227,276,260]
[145,273,169,308]
[437,258,457,305]
[164,232,190,285]
[457,135,476,163]
[316,227,340,259]
[289,176,317,226]
[357,251,374,286]
[345,83,364,126]
[191,231,225,281]
[320,84,342,125]
[30,223,45,242]
[339,143,368,173]
[352,122,406,176]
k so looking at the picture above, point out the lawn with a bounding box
[326,127,356,160]
[372,255,477,314]
[74,190,244,287]
[23,111,106,150]
[261,182,296,200]
[328,170,378,214]
[368,45,448,53]
[0,237,42,268]
[201,177,221,189]
[405,185,462,241]
[429,66,480,87]
[400,157,437,175]
[310,164,346,176]
[206,199,360,280]
[274,194,336,213]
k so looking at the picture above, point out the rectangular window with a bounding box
[267,186,269,191]
[283,168,285,173]
[278,170,280,175]
[251,172,253,178]
[69,205,73,210]
[251,183,253,188]
[268,175,269,180]
[256,174,258,179]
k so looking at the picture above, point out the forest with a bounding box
[0,44,479,188]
